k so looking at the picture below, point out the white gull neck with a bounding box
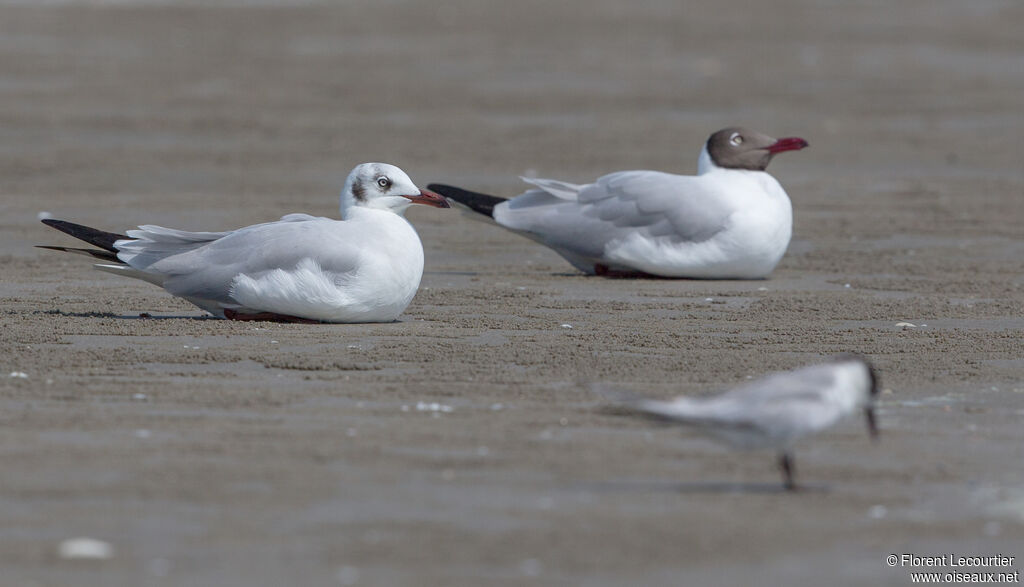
[696,144,717,175]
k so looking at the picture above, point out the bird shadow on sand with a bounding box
[32,309,216,321]
[424,270,478,276]
[575,479,831,495]
[548,270,701,280]
[549,271,668,279]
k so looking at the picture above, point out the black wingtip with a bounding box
[35,244,121,262]
[427,184,505,217]
[40,219,128,253]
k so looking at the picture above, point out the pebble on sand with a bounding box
[58,537,114,560]
[416,401,453,413]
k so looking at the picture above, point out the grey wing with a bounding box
[722,364,840,404]
[622,396,769,452]
[130,220,361,306]
[115,214,325,271]
[494,171,734,263]
[707,365,847,431]
[278,213,323,222]
[116,224,233,269]
[586,171,735,243]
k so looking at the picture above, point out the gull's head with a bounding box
[701,127,808,172]
[830,353,880,441]
[340,163,450,217]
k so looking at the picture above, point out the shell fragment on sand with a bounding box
[58,537,114,560]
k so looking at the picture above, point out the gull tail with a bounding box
[37,219,129,262]
[36,218,164,286]
[427,184,505,219]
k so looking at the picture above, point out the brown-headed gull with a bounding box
[38,163,450,323]
[430,127,807,278]
[604,355,879,490]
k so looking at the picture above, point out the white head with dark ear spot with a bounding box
[700,127,808,173]
[340,163,450,218]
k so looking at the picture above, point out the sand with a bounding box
[1,1,1022,585]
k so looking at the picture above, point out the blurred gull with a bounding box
[38,163,449,323]
[430,127,807,278]
[604,355,879,490]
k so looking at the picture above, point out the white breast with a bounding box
[228,212,425,323]
[705,170,793,277]
[604,170,792,278]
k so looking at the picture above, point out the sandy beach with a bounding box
[1,1,1022,585]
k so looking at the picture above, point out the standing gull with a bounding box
[605,355,879,490]
[38,163,450,323]
[430,127,807,278]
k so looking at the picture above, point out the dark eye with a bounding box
[729,132,743,146]
[377,176,391,189]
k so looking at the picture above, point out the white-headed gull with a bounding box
[430,127,807,278]
[604,355,879,490]
[38,163,450,323]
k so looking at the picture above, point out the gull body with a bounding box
[611,355,879,490]
[38,163,450,323]
[430,127,807,279]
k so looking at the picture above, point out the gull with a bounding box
[38,163,450,323]
[429,127,807,278]
[604,355,879,490]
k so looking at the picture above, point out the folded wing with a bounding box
[495,171,735,270]
[117,217,361,313]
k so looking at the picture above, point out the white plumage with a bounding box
[500,165,792,278]
[431,127,807,278]
[40,163,450,323]
[607,355,879,490]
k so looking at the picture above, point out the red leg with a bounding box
[223,309,322,324]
